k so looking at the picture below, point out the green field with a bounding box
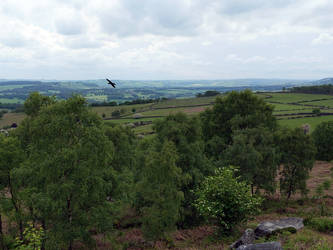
[2,92,333,135]
[299,99,333,108]
[278,115,333,132]
[0,98,25,104]
[257,92,333,103]
[0,113,26,127]
[152,96,217,108]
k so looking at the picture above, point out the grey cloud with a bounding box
[64,37,103,49]
[0,35,29,48]
[218,0,297,15]
[98,0,205,37]
[55,17,86,35]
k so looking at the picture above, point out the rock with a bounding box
[236,241,282,250]
[230,229,255,249]
[255,217,303,237]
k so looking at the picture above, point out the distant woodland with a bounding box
[290,84,333,95]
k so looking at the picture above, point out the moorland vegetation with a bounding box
[0,90,332,249]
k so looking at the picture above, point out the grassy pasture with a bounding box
[91,103,153,118]
[139,105,211,116]
[299,99,333,108]
[152,96,217,108]
[271,103,307,111]
[0,98,24,104]
[0,112,26,127]
[278,115,333,132]
[260,92,333,103]
[104,117,162,125]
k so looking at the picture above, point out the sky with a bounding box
[0,0,333,80]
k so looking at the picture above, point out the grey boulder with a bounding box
[230,229,255,249]
[254,217,303,237]
[236,241,282,250]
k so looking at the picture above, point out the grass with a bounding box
[299,99,333,108]
[259,93,333,103]
[152,96,217,108]
[271,103,308,111]
[104,117,162,125]
[0,113,26,128]
[91,103,153,118]
[278,115,333,132]
[0,98,24,104]
[132,124,154,134]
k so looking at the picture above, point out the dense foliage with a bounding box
[196,90,220,98]
[277,128,316,199]
[0,90,324,248]
[312,121,333,161]
[290,84,333,95]
[195,167,262,233]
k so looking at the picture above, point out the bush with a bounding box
[194,167,262,233]
[304,217,333,233]
[312,121,333,161]
[111,110,121,118]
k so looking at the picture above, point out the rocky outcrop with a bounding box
[254,217,304,237]
[231,218,303,249]
[230,229,255,249]
[236,242,282,250]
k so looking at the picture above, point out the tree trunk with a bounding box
[0,214,5,250]
[67,197,73,250]
[41,219,46,250]
[8,174,23,239]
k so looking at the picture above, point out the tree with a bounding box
[200,90,276,159]
[0,135,25,244]
[138,141,183,241]
[23,92,55,117]
[312,108,321,116]
[111,110,121,118]
[222,128,280,194]
[16,94,114,249]
[195,167,262,233]
[277,128,316,199]
[312,121,333,161]
[153,113,213,227]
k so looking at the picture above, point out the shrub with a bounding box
[194,167,262,233]
[304,217,333,233]
[15,222,44,250]
[111,110,121,118]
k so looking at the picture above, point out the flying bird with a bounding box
[106,78,116,88]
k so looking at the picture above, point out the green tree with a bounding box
[312,121,333,161]
[153,113,213,227]
[16,95,114,249]
[277,128,316,199]
[111,110,121,118]
[195,167,262,233]
[223,128,280,194]
[23,92,55,117]
[312,108,321,116]
[200,90,276,159]
[0,135,25,243]
[138,141,183,241]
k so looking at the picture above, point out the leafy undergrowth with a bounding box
[103,196,333,250]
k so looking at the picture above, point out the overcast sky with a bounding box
[0,0,332,80]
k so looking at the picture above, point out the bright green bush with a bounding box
[15,222,44,250]
[194,167,262,233]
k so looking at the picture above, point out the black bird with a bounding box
[106,78,116,88]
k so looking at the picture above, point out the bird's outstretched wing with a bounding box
[106,78,116,88]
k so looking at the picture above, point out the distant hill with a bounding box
[308,78,333,85]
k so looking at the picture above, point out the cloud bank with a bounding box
[0,0,332,80]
